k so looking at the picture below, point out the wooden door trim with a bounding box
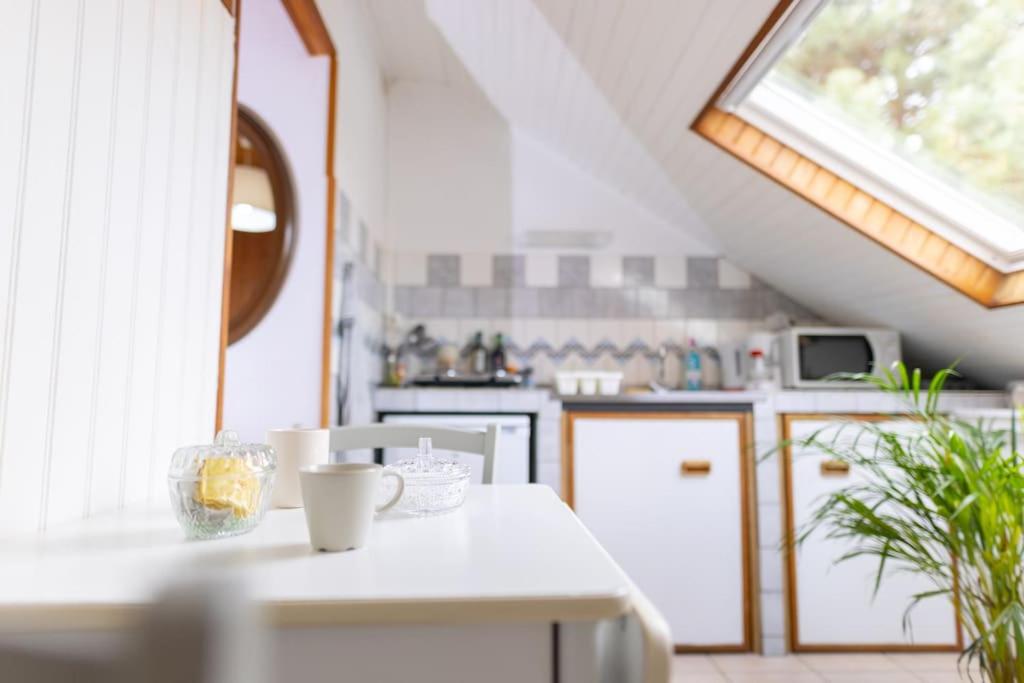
[780,413,962,652]
[320,54,337,428]
[215,0,242,432]
[215,0,338,430]
[562,411,757,653]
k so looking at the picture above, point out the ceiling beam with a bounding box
[281,0,335,57]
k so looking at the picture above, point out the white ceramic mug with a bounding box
[267,428,329,508]
[299,464,404,552]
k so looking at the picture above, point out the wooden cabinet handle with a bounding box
[820,459,851,476]
[681,460,711,475]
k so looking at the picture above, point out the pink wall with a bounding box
[224,0,330,441]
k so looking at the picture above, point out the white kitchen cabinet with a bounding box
[783,415,960,651]
[567,412,754,651]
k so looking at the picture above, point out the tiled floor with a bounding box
[674,653,978,682]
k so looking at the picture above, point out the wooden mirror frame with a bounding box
[227,105,296,344]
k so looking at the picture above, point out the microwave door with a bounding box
[798,335,874,382]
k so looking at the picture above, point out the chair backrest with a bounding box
[330,423,501,484]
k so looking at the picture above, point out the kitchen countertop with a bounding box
[0,485,634,633]
[374,385,1007,412]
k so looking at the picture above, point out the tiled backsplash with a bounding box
[389,251,821,386]
[393,253,815,321]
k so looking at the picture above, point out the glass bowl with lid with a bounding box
[167,430,276,540]
[383,437,470,515]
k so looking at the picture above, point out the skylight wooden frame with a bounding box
[691,0,1024,309]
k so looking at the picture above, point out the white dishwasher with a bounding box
[380,414,532,484]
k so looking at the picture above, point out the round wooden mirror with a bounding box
[228,106,295,344]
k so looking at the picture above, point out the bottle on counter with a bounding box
[746,349,771,390]
[383,347,405,387]
[467,331,488,375]
[685,338,702,390]
[700,346,722,390]
[490,333,507,373]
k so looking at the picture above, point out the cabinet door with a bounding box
[571,414,751,650]
[786,417,959,649]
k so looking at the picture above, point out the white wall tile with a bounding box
[461,252,493,286]
[506,317,529,348]
[759,548,784,592]
[685,319,718,346]
[653,319,687,345]
[654,254,687,288]
[715,320,752,344]
[537,462,560,493]
[590,254,623,287]
[718,259,752,289]
[524,252,558,287]
[587,320,618,346]
[758,502,782,550]
[392,250,427,286]
[426,318,460,345]
[555,319,589,346]
[624,320,655,345]
[756,457,781,504]
[760,592,786,638]
[762,636,787,656]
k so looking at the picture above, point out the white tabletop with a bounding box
[0,485,632,632]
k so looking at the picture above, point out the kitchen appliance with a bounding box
[410,371,525,387]
[719,332,781,390]
[718,342,747,390]
[778,326,901,388]
[380,414,531,484]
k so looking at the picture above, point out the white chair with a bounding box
[0,579,266,683]
[330,423,501,484]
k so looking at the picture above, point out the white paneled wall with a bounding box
[0,0,235,532]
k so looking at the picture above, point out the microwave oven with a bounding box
[778,327,901,389]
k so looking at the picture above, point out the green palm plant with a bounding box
[788,363,1024,681]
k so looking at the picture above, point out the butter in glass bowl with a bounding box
[167,430,276,540]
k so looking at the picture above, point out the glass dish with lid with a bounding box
[383,437,470,515]
[167,429,276,540]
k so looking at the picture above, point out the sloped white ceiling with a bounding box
[362,0,476,88]
[363,0,1024,386]
[511,129,715,255]
[425,0,717,250]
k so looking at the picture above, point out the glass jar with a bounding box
[167,430,276,540]
[383,437,470,516]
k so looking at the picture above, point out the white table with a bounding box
[0,485,669,683]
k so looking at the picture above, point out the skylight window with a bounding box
[724,0,1024,269]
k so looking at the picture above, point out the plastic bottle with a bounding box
[748,348,774,390]
[685,338,702,390]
